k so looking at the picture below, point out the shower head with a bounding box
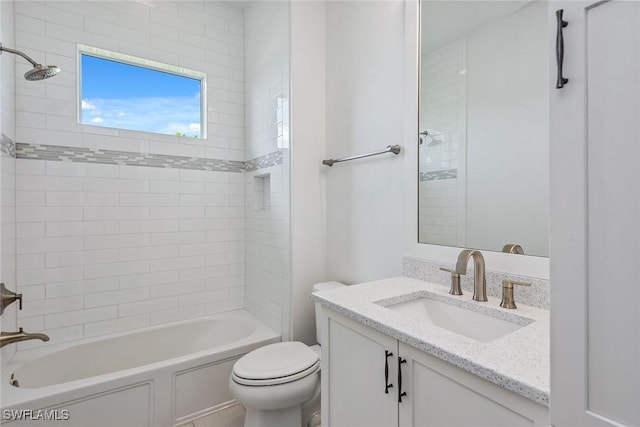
[0,43,60,81]
[419,129,443,146]
[24,64,60,81]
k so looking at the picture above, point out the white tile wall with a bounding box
[8,0,292,349]
[244,1,288,161]
[1,0,18,365]
[418,179,458,245]
[420,41,464,173]
[14,159,245,348]
[6,0,250,349]
[243,1,290,335]
[245,166,287,333]
[1,153,17,355]
[418,40,466,246]
[14,0,244,160]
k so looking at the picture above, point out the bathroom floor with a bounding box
[180,404,245,427]
[179,404,321,427]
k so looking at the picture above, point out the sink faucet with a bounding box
[455,249,487,302]
[0,328,49,348]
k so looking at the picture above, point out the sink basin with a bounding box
[384,297,528,342]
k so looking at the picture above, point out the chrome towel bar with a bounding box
[322,145,401,167]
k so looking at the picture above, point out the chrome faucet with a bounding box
[1,328,49,348]
[455,250,487,302]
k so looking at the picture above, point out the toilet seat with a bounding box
[232,342,320,387]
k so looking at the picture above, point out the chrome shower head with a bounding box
[0,43,60,81]
[24,64,60,81]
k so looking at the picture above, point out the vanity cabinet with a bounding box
[321,310,548,427]
[322,311,399,427]
[399,343,548,427]
[549,1,640,425]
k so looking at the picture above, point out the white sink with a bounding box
[384,297,528,342]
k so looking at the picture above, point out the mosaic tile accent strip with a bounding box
[245,151,283,172]
[15,143,284,173]
[1,134,16,158]
[16,143,245,172]
[403,256,550,309]
[419,168,457,181]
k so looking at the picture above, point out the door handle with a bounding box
[398,357,407,402]
[384,350,393,393]
[555,9,569,89]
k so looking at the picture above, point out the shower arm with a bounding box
[0,43,40,67]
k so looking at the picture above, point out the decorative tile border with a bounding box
[1,134,16,158]
[403,256,550,310]
[15,143,284,173]
[419,168,457,181]
[245,151,283,172]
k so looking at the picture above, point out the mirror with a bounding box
[418,0,549,257]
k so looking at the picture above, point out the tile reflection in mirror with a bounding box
[418,1,549,257]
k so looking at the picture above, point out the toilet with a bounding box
[229,281,345,427]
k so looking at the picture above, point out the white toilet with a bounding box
[229,281,345,427]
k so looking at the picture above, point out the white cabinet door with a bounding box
[550,1,640,426]
[398,343,548,427]
[323,313,398,427]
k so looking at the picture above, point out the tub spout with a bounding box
[0,328,50,348]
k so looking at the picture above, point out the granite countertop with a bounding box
[311,276,550,406]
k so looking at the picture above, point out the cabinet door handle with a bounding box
[398,357,407,403]
[555,9,569,89]
[384,350,393,393]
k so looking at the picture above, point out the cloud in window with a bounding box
[82,95,202,138]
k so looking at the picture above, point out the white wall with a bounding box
[465,2,549,257]
[325,0,406,284]
[12,1,248,347]
[243,0,290,336]
[289,0,327,344]
[1,0,17,364]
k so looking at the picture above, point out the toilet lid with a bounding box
[232,342,320,386]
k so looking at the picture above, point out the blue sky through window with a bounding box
[81,54,203,138]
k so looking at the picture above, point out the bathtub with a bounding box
[1,310,279,426]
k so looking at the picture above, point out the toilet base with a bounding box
[301,381,320,427]
[244,406,301,427]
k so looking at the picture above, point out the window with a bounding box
[79,45,206,138]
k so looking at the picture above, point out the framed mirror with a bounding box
[418,1,549,257]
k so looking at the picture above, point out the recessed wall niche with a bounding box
[253,174,271,211]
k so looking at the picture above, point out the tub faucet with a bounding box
[455,249,487,302]
[0,328,49,348]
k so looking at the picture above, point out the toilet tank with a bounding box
[313,281,346,345]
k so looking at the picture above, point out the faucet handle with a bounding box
[440,268,463,296]
[1,283,23,315]
[500,280,531,309]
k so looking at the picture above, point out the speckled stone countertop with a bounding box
[311,276,550,406]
